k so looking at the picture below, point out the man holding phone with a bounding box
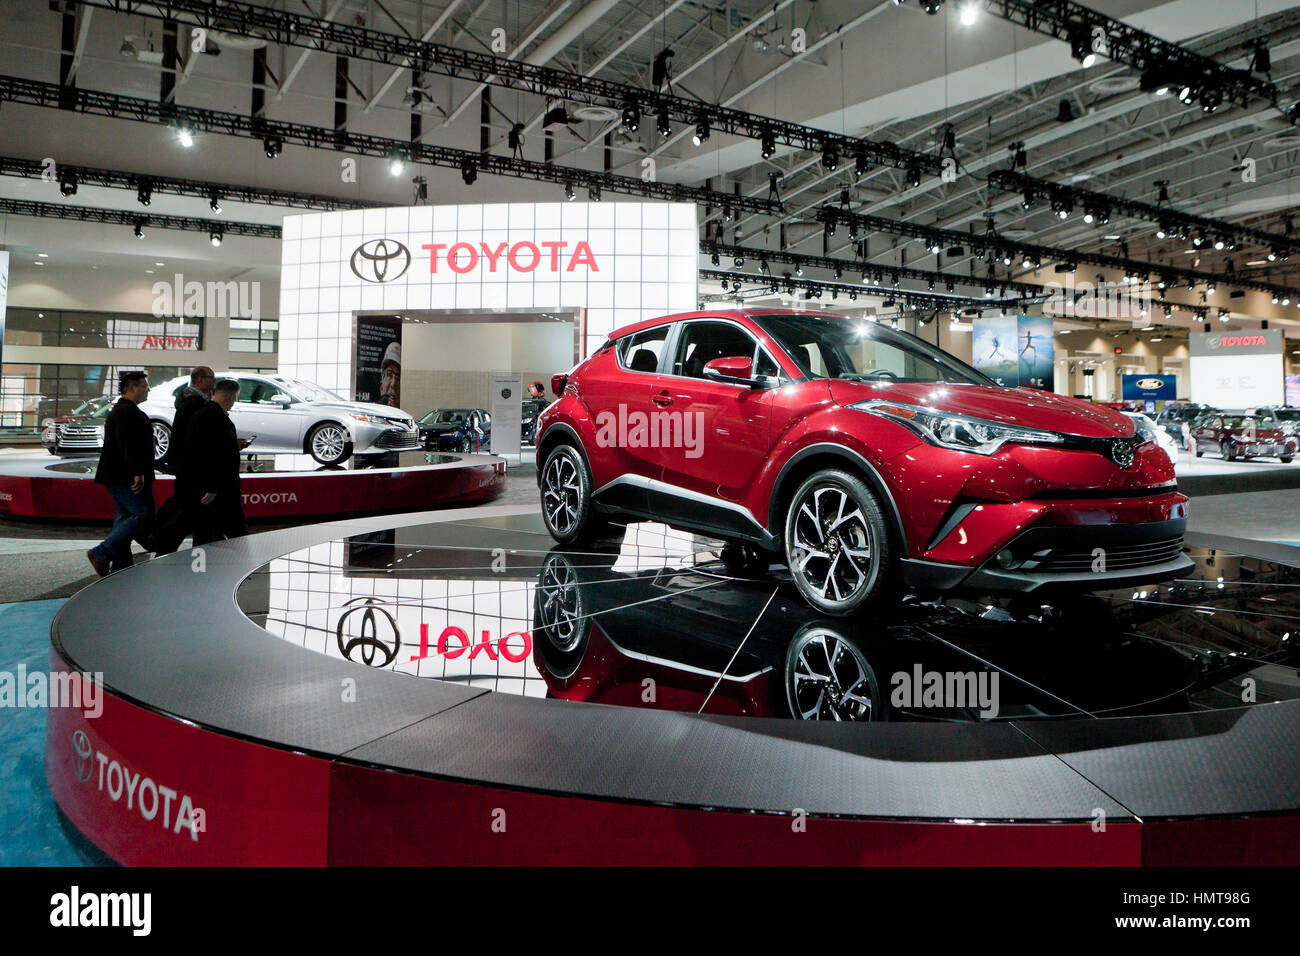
[188,378,249,545]
[87,371,156,576]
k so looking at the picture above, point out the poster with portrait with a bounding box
[354,315,403,407]
[971,314,1020,386]
[1016,314,1055,390]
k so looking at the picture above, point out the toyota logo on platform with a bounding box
[71,730,93,783]
[350,238,412,283]
[335,596,402,667]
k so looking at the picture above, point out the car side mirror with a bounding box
[273,395,292,407]
[703,356,762,387]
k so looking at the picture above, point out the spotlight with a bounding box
[1056,99,1076,123]
[1051,197,1073,220]
[656,112,671,138]
[959,2,978,24]
[209,229,223,247]
[388,152,405,176]
[1252,39,1271,74]
[460,157,477,185]
[761,129,776,159]
[1070,28,1098,68]
[692,118,710,146]
[1206,282,1216,295]
[175,127,194,148]
[564,182,575,202]
[924,0,943,14]
[621,98,640,131]
[710,250,720,266]
[263,136,283,158]
[822,146,838,171]
[905,162,921,187]
[508,122,525,152]
[1178,85,1196,105]
[58,172,77,197]
[1213,235,1225,251]
[1020,188,1035,210]
[542,104,571,130]
[589,184,601,202]
[209,193,222,214]
[133,221,145,240]
[120,37,136,58]
[1200,86,1223,113]
[136,180,152,206]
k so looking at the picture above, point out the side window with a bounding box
[673,321,759,379]
[618,325,671,373]
[754,349,783,380]
[235,378,258,403]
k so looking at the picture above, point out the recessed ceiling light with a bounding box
[155,261,165,266]
[37,252,49,258]
[145,269,154,274]
[33,260,45,266]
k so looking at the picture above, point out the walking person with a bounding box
[151,366,214,555]
[190,379,248,545]
[87,371,156,577]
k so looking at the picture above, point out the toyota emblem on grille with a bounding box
[1111,436,1139,468]
[350,239,411,283]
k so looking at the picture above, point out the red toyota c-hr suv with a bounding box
[535,309,1191,616]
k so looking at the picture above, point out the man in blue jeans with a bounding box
[87,371,156,577]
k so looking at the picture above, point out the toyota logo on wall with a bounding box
[1110,436,1140,469]
[71,730,93,783]
[350,239,412,283]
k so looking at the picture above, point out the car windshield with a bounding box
[1272,409,1300,421]
[754,313,992,385]
[89,402,114,420]
[1222,416,1262,429]
[282,378,344,403]
[423,410,471,424]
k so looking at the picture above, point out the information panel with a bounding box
[1189,330,1283,408]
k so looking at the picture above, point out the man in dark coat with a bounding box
[151,366,214,555]
[88,371,155,576]
[189,378,248,545]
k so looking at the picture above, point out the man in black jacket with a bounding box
[189,378,248,545]
[88,371,156,576]
[151,366,214,555]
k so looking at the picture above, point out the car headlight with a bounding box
[852,400,1065,455]
[1132,417,1157,446]
[351,414,382,423]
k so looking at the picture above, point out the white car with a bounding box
[137,373,420,465]
[1124,411,1181,467]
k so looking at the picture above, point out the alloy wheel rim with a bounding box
[789,484,875,605]
[152,423,169,459]
[313,426,346,461]
[788,627,874,721]
[543,453,581,535]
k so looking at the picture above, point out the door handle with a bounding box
[653,391,674,407]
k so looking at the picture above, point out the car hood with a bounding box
[828,381,1134,438]
[420,421,466,433]
[316,401,412,421]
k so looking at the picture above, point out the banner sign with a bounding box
[489,371,523,459]
[1121,374,1176,401]
[1189,329,1283,407]
[354,315,403,407]
[972,314,1054,389]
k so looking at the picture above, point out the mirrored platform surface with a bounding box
[236,514,1300,723]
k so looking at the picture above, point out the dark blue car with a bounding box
[418,408,491,452]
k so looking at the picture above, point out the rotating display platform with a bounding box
[45,507,1300,865]
[0,450,506,521]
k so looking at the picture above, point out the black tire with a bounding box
[782,468,898,616]
[457,436,472,454]
[1221,441,1235,462]
[1194,446,1204,458]
[1282,456,1294,464]
[539,443,607,545]
[720,542,772,576]
[151,421,171,463]
[783,622,882,721]
[307,422,353,465]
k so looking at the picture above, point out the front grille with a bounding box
[376,429,420,450]
[59,425,103,449]
[1023,537,1185,572]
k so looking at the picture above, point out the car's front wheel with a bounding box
[307,422,353,465]
[783,469,897,616]
[539,444,606,544]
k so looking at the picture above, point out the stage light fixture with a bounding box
[58,173,77,197]
[621,98,640,131]
[136,180,152,206]
[1070,29,1098,68]
[1056,99,1076,123]
[133,221,145,239]
[263,136,283,158]
[905,162,921,187]
[656,112,671,138]
[460,157,477,185]
[388,152,405,176]
[175,127,194,148]
[209,229,223,247]
[589,184,601,201]
[209,193,222,214]
[564,182,575,201]
[760,129,776,159]
[692,118,710,146]
[822,146,838,171]
[924,0,943,14]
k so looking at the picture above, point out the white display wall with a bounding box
[277,202,698,397]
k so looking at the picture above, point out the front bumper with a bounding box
[902,516,1193,594]
[353,421,421,453]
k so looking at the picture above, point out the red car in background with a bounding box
[1191,414,1294,463]
[535,309,1191,616]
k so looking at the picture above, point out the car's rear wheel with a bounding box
[1221,441,1236,462]
[307,422,353,465]
[783,469,897,616]
[151,422,171,463]
[540,444,606,544]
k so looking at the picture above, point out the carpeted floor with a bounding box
[0,599,114,866]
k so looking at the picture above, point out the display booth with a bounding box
[277,202,700,408]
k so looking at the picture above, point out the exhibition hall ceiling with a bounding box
[0,0,1297,321]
